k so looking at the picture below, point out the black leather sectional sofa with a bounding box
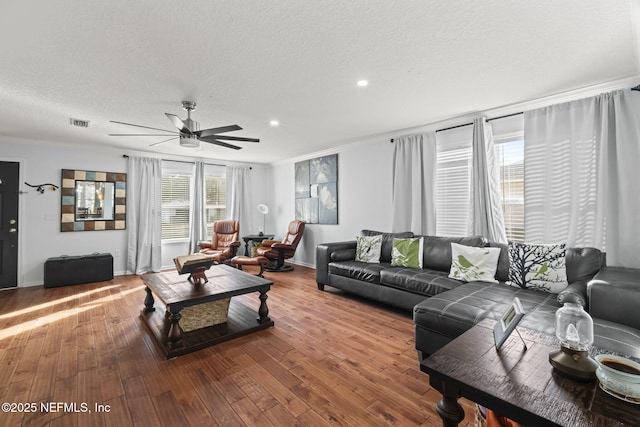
[316,230,640,360]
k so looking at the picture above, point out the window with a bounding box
[161,163,227,241]
[435,126,473,237]
[491,114,525,243]
[204,165,226,237]
[494,138,524,242]
[161,172,191,240]
[435,115,525,241]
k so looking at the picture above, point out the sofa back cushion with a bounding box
[361,230,414,264]
[487,242,510,282]
[566,247,605,283]
[487,243,604,284]
[419,235,487,272]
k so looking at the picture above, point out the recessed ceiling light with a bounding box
[270,120,279,127]
[357,80,369,87]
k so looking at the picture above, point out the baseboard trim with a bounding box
[287,259,316,269]
[18,270,129,289]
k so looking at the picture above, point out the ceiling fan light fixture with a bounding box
[180,134,200,148]
[110,101,259,150]
[182,100,196,112]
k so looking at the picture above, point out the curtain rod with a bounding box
[121,154,249,169]
[390,84,640,143]
[389,111,524,142]
[486,111,524,122]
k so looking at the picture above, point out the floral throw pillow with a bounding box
[448,243,501,283]
[355,235,383,263]
[508,242,568,293]
[391,238,424,268]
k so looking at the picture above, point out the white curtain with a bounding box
[126,156,162,274]
[188,161,207,254]
[391,132,437,234]
[227,166,251,253]
[469,117,507,243]
[524,89,640,267]
[602,91,640,267]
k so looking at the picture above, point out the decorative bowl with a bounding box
[594,354,640,384]
[596,367,640,402]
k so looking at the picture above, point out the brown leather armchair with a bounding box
[199,220,241,263]
[256,220,305,272]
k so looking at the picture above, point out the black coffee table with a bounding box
[140,264,273,358]
[420,319,640,426]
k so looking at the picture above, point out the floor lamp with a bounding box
[257,204,269,236]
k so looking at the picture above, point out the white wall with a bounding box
[268,138,395,268]
[1,138,129,286]
[1,137,265,287]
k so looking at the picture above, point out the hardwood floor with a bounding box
[0,265,477,427]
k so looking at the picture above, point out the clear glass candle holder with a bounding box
[555,302,594,351]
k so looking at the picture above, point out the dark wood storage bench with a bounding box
[44,253,113,288]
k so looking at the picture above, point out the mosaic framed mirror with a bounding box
[60,169,126,231]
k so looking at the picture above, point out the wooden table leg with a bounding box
[143,286,155,313]
[257,288,270,324]
[435,382,465,427]
[167,311,183,347]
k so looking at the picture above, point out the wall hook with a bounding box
[24,182,59,194]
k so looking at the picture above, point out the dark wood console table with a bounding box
[140,265,274,358]
[242,234,274,256]
[420,319,640,426]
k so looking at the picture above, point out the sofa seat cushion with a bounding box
[381,268,465,298]
[414,282,640,359]
[329,261,390,284]
[413,282,560,340]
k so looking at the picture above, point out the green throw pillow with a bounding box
[355,235,382,263]
[391,238,423,268]
[448,243,501,283]
[508,242,568,293]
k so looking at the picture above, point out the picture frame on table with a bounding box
[493,297,526,349]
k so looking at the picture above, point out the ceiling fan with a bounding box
[109,100,259,150]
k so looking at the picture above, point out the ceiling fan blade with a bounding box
[109,134,178,137]
[165,113,193,134]
[199,136,242,150]
[149,137,179,147]
[205,135,260,143]
[110,120,179,134]
[197,125,242,138]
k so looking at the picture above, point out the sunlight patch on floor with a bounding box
[0,285,142,341]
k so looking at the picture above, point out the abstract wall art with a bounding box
[295,154,338,224]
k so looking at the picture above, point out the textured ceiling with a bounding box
[0,0,638,164]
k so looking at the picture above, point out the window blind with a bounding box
[494,139,524,242]
[491,113,525,243]
[204,165,227,237]
[161,173,191,240]
[436,126,473,237]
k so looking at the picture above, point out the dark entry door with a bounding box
[0,161,19,288]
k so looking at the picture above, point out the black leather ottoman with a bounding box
[44,253,113,288]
